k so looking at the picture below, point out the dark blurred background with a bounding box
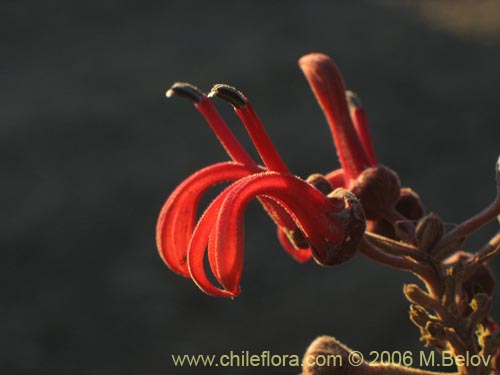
[3,1,500,374]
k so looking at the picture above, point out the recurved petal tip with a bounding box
[298,53,344,92]
[298,53,334,71]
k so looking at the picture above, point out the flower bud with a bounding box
[396,188,424,220]
[367,188,424,239]
[306,173,333,195]
[350,165,401,220]
[416,212,444,253]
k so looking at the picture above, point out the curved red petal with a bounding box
[209,197,308,286]
[187,189,240,297]
[213,172,345,291]
[156,162,253,277]
[207,227,225,286]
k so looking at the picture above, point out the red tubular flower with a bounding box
[156,83,312,278]
[188,172,364,297]
[158,52,425,297]
[299,53,422,242]
[298,54,374,186]
[157,77,366,297]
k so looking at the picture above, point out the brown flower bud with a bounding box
[350,165,401,220]
[366,188,424,239]
[416,212,444,253]
[396,188,424,220]
[306,173,333,195]
[311,189,365,266]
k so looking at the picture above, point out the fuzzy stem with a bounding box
[365,231,424,259]
[360,237,423,272]
[383,207,417,244]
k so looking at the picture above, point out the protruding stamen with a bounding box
[167,82,256,167]
[166,82,205,103]
[167,82,301,240]
[299,53,371,185]
[196,100,257,167]
[209,84,290,173]
[346,91,377,165]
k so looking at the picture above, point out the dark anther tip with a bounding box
[208,84,247,108]
[346,90,362,109]
[166,82,205,103]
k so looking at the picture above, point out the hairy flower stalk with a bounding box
[157,53,500,375]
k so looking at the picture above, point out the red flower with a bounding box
[156,53,391,297]
[300,54,425,243]
[298,54,377,188]
[299,54,403,218]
